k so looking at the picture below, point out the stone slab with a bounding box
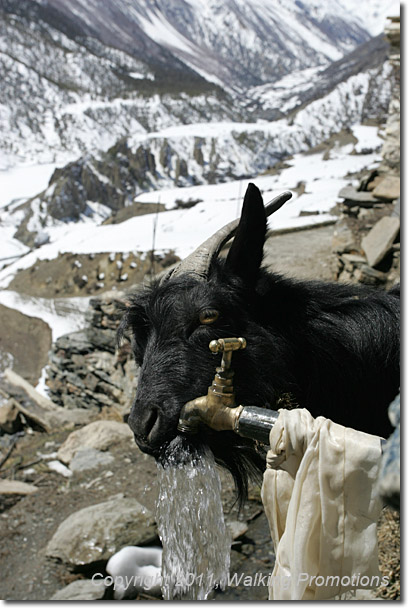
[362,216,400,267]
[338,186,376,205]
[0,479,38,495]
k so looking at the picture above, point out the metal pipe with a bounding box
[235,406,279,444]
[177,398,278,444]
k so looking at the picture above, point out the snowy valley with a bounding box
[0,0,400,386]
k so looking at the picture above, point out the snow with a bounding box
[0,163,58,207]
[47,460,73,477]
[138,9,197,57]
[0,290,91,341]
[129,71,155,81]
[0,234,29,266]
[335,0,400,35]
[0,126,381,289]
[351,125,384,153]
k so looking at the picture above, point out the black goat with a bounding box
[119,184,400,500]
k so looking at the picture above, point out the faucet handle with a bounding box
[209,337,247,354]
[209,337,247,371]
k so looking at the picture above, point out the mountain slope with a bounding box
[32,0,392,89]
[0,0,396,167]
[7,50,392,248]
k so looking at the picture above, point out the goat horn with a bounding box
[166,190,293,282]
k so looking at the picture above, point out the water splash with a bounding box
[156,437,231,600]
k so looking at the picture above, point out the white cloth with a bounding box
[260,408,383,600]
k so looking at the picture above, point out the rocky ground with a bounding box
[7,250,179,299]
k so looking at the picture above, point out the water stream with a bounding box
[156,438,231,600]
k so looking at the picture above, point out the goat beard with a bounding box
[205,430,267,506]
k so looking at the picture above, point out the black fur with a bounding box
[118,183,400,503]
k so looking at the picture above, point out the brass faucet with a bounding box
[178,337,279,443]
[177,337,247,434]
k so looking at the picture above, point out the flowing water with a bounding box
[156,437,231,600]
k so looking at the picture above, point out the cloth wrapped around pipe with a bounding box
[260,408,383,600]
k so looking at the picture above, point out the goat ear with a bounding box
[225,183,266,284]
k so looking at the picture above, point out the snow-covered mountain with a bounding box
[0,0,399,254]
[0,0,398,167]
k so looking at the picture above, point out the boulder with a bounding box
[57,420,134,464]
[227,520,248,540]
[69,447,115,472]
[372,175,400,201]
[45,495,157,567]
[0,479,38,495]
[362,216,400,267]
[50,579,106,601]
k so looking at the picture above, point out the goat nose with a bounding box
[128,403,160,444]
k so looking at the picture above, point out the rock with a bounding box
[85,327,117,353]
[0,479,38,495]
[372,176,400,201]
[353,265,387,285]
[3,369,93,432]
[340,253,367,265]
[50,579,106,601]
[227,520,249,540]
[45,495,157,567]
[53,330,94,356]
[0,399,22,434]
[391,197,400,218]
[337,269,354,283]
[45,292,138,415]
[367,175,384,191]
[338,186,377,206]
[70,447,115,472]
[331,219,356,254]
[362,216,400,267]
[57,420,134,464]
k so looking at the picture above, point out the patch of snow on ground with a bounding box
[0,163,58,208]
[0,290,91,341]
[0,233,30,266]
[351,125,384,153]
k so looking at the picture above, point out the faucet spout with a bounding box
[178,395,243,434]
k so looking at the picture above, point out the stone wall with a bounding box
[331,15,400,287]
[379,16,400,176]
[45,290,136,418]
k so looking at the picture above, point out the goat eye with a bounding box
[199,309,219,325]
